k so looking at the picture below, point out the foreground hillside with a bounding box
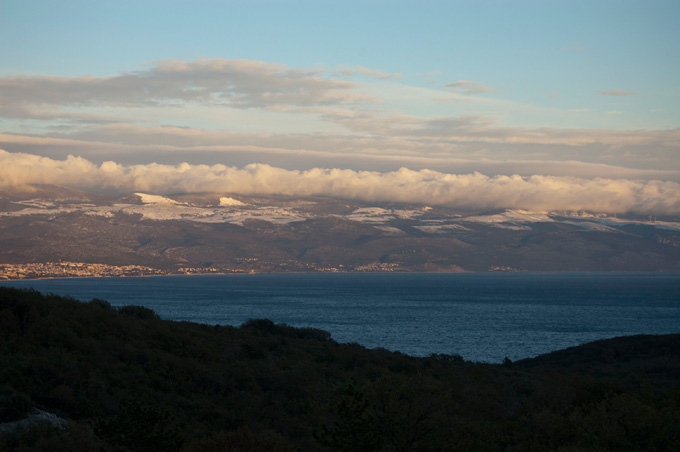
[1,287,679,451]
[2,185,680,276]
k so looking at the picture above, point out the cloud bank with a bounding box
[1,150,678,216]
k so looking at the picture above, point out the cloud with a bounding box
[317,110,680,150]
[599,90,636,96]
[0,104,147,125]
[1,149,678,216]
[39,116,678,154]
[445,80,498,94]
[2,58,674,178]
[2,118,679,181]
[0,58,375,114]
[333,65,402,79]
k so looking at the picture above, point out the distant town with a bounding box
[0,261,399,280]
[0,262,205,280]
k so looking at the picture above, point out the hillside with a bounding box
[2,185,680,277]
[1,287,679,451]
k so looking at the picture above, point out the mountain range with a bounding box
[1,184,679,277]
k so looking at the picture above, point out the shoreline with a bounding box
[2,269,679,283]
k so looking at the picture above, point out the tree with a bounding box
[317,381,383,452]
[93,400,182,452]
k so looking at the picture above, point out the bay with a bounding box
[2,272,679,363]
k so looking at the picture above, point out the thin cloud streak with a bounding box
[1,150,678,216]
[599,90,636,96]
[333,65,403,79]
[445,80,498,94]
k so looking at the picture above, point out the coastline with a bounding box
[0,260,474,281]
[3,267,679,282]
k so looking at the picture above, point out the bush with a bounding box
[88,298,112,310]
[240,319,332,341]
[118,305,159,320]
[240,318,277,333]
[93,400,182,452]
[0,386,32,423]
[186,426,295,452]
[429,353,464,363]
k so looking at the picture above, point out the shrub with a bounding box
[0,386,32,423]
[93,400,182,452]
[118,305,159,320]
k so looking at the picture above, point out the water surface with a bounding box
[3,272,679,362]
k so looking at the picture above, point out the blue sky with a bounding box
[1,0,679,213]
[3,0,678,128]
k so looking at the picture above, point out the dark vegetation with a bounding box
[1,287,679,451]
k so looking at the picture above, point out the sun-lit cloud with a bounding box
[1,149,679,216]
[1,58,678,205]
[1,115,679,181]
[0,58,376,115]
[0,103,147,125]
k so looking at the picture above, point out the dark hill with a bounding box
[517,334,680,384]
[1,287,678,451]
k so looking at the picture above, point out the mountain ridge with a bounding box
[1,185,679,278]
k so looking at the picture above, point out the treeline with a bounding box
[0,287,679,451]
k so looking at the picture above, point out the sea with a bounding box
[2,272,679,363]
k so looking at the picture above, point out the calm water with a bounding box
[2,273,679,363]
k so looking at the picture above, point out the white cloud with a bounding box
[1,150,678,216]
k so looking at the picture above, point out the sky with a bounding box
[1,0,679,215]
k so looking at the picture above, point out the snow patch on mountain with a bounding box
[134,193,180,205]
[219,197,246,207]
[586,217,680,232]
[373,226,406,235]
[17,200,58,209]
[414,224,472,234]
[347,207,427,223]
[462,210,554,228]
